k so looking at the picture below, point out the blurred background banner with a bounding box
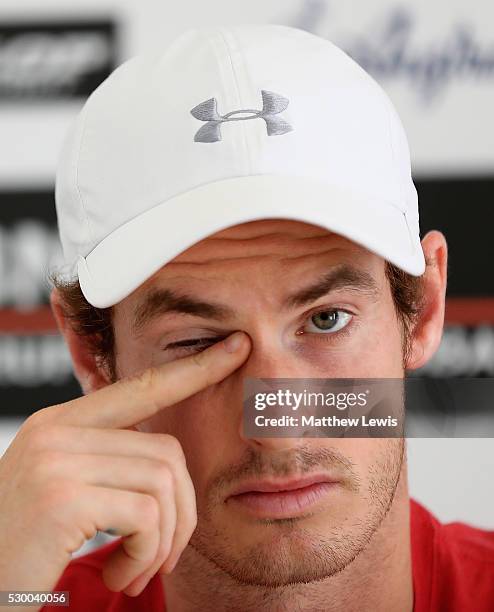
[0,0,493,415]
[0,20,116,100]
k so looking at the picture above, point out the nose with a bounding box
[235,340,307,452]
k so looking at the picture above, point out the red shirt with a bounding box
[41,499,494,611]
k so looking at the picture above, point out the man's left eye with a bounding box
[303,309,352,334]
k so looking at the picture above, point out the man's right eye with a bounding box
[165,336,225,353]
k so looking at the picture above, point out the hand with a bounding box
[0,331,250,605]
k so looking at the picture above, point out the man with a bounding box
[1,24,493,612]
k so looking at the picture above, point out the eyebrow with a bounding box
[285,264,379,308]
[132,264,379,333]
[132,289,234,333]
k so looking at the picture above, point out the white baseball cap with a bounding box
[55,24,425,309]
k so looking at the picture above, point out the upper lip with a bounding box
[227,474,339,498]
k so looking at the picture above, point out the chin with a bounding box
[195,528,358,587]
[189,510,371,588]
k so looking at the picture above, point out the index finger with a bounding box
[48,331,250,429]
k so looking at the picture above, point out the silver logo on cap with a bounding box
[190,90,293,143]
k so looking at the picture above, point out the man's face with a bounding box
[112,219,406,586]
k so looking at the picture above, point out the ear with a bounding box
[50,288,112,394]
[406,230,448,370]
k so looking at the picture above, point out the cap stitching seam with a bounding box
[384,98,416,253]
[217,28,252,174]
[385,98,405,209]
[74,101,95,256]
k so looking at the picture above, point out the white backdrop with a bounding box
[1,0,494,187]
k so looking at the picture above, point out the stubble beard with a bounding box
[186,439,405,588]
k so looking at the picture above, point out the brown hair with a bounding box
[52,261,424,382]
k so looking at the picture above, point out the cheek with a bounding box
[135,388,240,494]
[303,322,404,378]
[363,329,403,374]
[114,343,155,379]
[135,396,211,451]
[351,308,404,377]
[335,439,385,468]
[332,439,403,484]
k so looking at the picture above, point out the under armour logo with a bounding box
[190,90,293,143]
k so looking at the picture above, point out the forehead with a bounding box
[158,218,373,267]
[130,219,384,300]
[114,220,388,332]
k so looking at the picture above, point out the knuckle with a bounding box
[184,504,198,533]
[153,465,174,497]
[128,368,160,410]
[21,410,48,434]
[25,426,48,452]
[24,405,61,428]
[190,351,206,368]
[137,494,160,525]
[26,425,62,452]
[157,540,173,561]
[190,351,215,385]
[77,521,98,544]
[190,350,213,374]
[153,461,173,485]
[132,367,159,393]
[157,434,185,463]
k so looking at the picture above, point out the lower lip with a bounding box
[227,482,338,519]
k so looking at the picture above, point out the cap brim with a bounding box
[78,174,425,308]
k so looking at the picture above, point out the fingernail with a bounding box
[223,331,244,353]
